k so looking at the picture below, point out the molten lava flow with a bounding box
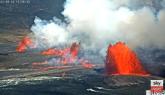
[16,36,33,53]
[106,42,149,75]
[41,42,80,64]
[41,42,80,57]
[19,40,95,70]
[81,63,95,69]
[16,36,95,71]
[70,42,80,58]
[41,48,70,56]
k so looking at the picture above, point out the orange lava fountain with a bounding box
[16,36,33,53]
[16,36,95,69]
[41,48,70,56]
[41,42,80,57]
[106,42,149,76]
[40,42,80,64]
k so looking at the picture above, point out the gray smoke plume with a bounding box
[30,0,165,56]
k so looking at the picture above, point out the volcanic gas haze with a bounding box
[29,0,165,56]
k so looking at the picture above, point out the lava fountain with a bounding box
[106,42,149,76]
[16,36,95,69]
[16,36,33,53]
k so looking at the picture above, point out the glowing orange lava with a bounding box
[41,42,80,57]
[81,63,95,69]
[106,42,149,76]
[16,36,33,53]
[41,48,70,56]
[70,42,80,58]
[40,42,81,65]
[17,37,95,70]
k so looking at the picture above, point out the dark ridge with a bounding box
[0,0,65,30]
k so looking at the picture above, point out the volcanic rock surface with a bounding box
[0,67,164,95]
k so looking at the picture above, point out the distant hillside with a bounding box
[0,0,65,30]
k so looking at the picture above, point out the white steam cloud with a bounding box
[31,0,165,55]
[31,17,69,48]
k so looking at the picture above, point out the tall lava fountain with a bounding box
[106,42,149,75]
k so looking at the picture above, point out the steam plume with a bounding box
[31,0,165,55]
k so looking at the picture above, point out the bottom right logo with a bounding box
[146,80,165,95]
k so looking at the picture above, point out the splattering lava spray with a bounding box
[105,42,149,75]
